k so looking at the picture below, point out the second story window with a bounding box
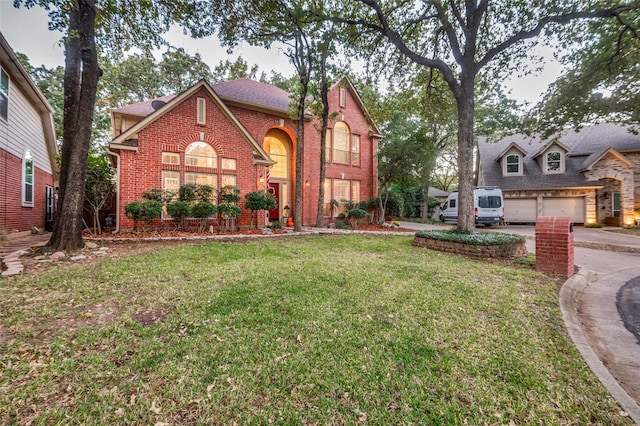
[185,141,217,168]
[546,151,562,172]
[333,121,350,164]
[0,68,8,120]
[506,154,520,174]
[197,97,206,124]
[339,87,346,107]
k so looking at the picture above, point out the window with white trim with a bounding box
[339,87,346,107]
[185,142,217,167]
[162,152,179,165]
[197,97,206,124]
[324,129,332,163]
[323,178,332,216]
[546,151,562,173]
[351,134,360,166]
[0,68,8,120]
[185,172,217,189]
[221,158,237,170]
[222,174,236,188]
[351,180,360,203]
[333,122,350,164]
[506,154,520,174]
[22,150,34,206]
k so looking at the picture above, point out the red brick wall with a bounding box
[535,216,574,277]
[0,148,54,232]
[114,83,379,230]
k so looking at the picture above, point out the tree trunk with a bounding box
[315,54,330,228]
[294,85,306,232]
[455,73,476,233]
[421,186,430,220]
[48,0,100,251]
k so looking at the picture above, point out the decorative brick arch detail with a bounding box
[258,121,297,149]
[584,154,635,225]
[177,133,225,156]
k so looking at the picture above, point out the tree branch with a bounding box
[478,5,639,70]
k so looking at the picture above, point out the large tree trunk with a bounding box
[49,0,100,251]
[455,73,476,233]
[315,55,329,228]
[294,80,307,232]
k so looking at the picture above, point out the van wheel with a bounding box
[439,214,444,222]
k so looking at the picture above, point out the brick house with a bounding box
[477,123,640,226]
[0,32,58,234]
[107,76,381,230]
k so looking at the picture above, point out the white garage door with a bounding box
[504,198,537,223]
[542,197,585,223]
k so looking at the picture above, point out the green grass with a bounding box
[0,235,630,424]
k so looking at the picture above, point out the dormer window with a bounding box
[506,154,520,174]
[546,151,562,173]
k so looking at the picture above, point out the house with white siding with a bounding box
[477,123,640,226]
[0,32,58,234]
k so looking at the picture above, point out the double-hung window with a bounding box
[333,122,350,164]
[546,151,561,172]
[506,154,520,174]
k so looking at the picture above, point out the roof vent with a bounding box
[151,100,166,111]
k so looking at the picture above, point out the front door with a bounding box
[268,183,280,221]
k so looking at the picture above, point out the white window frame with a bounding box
[185,141,217,168]
[221,158,237,170]
[339,87,346,107]
[505,154,521,175]
[197,97,206,124]
[162,152,180,165]
[22,150,34,207]
[0,67,8,120]
[351,134,360,166]
[545,150,563,173]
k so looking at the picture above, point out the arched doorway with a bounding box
[263,129,292,222]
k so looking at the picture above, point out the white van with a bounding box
[439,187,504,226]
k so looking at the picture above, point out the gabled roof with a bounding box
[330,75,383,138]
[531,139,571,160]
[109,80,274,166]
[477,123,640,191]
[496,142,528,161]
[579,147,633,172]
[113,94,176,117]
[0,32,58,174]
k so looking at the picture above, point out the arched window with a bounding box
[264,136,288,179]
[22,150,34,206]
[185,142,217,168]
[333,121,350,164]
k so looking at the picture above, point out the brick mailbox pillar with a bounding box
[535,216,574,278]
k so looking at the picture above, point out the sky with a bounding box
[0,2,564,105]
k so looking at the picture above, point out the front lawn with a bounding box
[0,235,630,424]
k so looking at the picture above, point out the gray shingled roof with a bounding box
[113,79,293,117]
[212,78,292,114]
[478,123,640,191]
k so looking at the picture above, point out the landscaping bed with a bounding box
[412,229,528,259]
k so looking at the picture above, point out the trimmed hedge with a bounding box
[414,230,524,246]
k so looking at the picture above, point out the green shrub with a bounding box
[347,208,372,229]
[270,220,282,229]
[414,230,524,246]
[178,184,197,203]
[584,222,603,228]
[124,200,162,231]
[166,201,192,230]
[244,190,278,228]
[335,221,352,230]
[192,202,218,232]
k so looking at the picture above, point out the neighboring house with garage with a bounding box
[0,32,58,235]
[477,123,640,226]
[107,76,381,231]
